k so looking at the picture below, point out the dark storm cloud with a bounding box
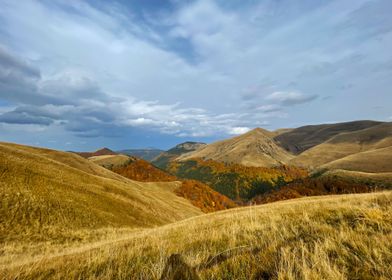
[0,110,54,125]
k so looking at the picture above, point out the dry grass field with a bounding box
[88,154,131,168]
[0,142,202,270]
[321,146,392,173]
[291,123,392,169]
[1,191,391,279]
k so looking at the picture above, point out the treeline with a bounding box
[176,180,237,212]
[165,158,309,202]
[252,176,381,204]
[112,158,177,182]
[109,158,237,212]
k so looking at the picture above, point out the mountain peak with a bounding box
[95,147,115,154]
[242,127,273,138]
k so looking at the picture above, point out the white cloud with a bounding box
[265,91,318,106]
[1,0,392,148]
[228,126,251,135]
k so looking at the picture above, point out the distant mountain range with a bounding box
[175,120,392,175]
[116,148,164,161]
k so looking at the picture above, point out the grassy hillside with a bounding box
[166,158,308,201]
[179,128,293,167]
[88,154,131,169]
[321,145,392,173]
[275,120,383,154]
[291,122,392,168]
[2,192,391,279]
[0,142,202,245]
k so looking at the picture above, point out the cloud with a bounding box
[257,104,282,113]
[1,0,392,149]
[265,91,318,106]
[228,126,250,135]
[0,110,54,125]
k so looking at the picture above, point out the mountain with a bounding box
[0,141,202,246]
[291,122,392,168]
[74,147,117,158]
[152,141,206,169]
[274,120,383,154]
[178,128,293,167]
[117,148,163,161]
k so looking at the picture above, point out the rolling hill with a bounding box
[291,122,392,168]
[274,120,383,154]
[178,128,293,167]
[88,154,131,168]
[0,142,202,246]
[2,192,391,279]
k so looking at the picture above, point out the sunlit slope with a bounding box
[275,120,383,154]
[3,192,391,279]
[0,142,202,243]
[321,145,392,173]
[291,122,392,168]
[179,128,293,167]
[88,154,131,168]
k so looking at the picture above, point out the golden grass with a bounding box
[179,128,293,167]
[0,142,202,266]
[2,192,391,279]
[291,123,392,169]
[88,154,131,168]
[322,146,392,173]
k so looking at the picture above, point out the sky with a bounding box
[0,0,391,151]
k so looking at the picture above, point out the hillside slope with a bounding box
[321,146,392,173]
[0,142,202,245]
[179,128,293,167]
[152,141,206,169]
[88,154,131,169]
[3,192,391,279]
[291,122,392,168]
[275,120,383,154]
[90,154,236,212]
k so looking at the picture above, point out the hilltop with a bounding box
[178,128,293,167]
[152,141,206,169]
[74,147,117,158]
